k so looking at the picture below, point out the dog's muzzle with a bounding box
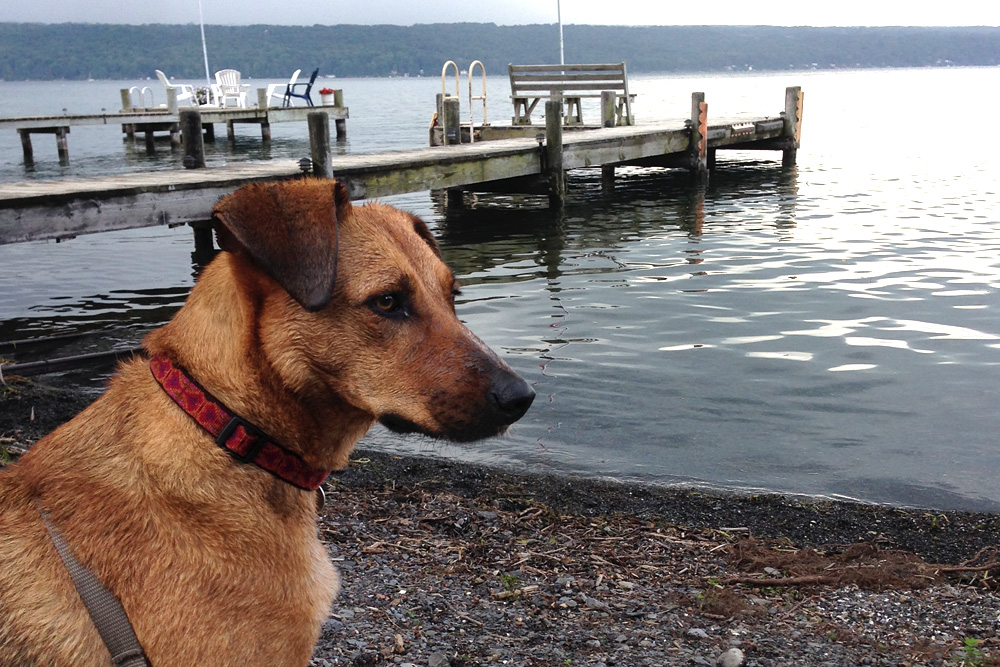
[380,368,534,442]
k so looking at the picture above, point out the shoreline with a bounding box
[3,376,1000,665]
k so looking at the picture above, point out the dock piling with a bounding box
[308,111,332,178]
[782,86,803,167]
[442,98,461,145]
[17,130,34,166]
[544,99,565,208]
[600,91,616,128]
[55,128,70,165]
[690,92,709,181]
[333,90,347,140]
[180,109,206,169]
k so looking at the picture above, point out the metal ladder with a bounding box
[440,60,488,144]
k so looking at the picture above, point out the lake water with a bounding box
[2,67,1000,511]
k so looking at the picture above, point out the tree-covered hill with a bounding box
[0,23,997,81]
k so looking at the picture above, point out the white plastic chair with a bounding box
[154,70,197,107]
[214,69,250,108]
[263,69,301,108]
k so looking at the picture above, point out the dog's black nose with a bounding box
[490,373,535,423]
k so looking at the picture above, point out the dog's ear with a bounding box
[212,179,352,312]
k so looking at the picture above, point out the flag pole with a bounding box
[198,0,211,89]
[557,0,564,65]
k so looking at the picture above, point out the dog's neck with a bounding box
[143,253,375,473]
[149,354,330,491]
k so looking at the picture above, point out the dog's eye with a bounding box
[373,294,399,313]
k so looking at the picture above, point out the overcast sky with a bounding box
[2,0,998,27]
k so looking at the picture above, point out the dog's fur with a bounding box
[0,179,534,666]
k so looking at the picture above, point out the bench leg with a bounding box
[564,97,583,125]
[512,99,530,125]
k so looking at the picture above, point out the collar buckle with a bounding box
[216,415,267,463]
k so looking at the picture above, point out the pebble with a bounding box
[686,628,710,640]
[717,647,745,667]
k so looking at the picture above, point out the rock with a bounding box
[686,628,710,640]
[394,633,405,654]
[717,647,745,667]
[581,594,610,611]
[427,653,449,667]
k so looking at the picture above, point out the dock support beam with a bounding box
[545,99,565,208]
[308,111,332,178]
[18,130,34,166]
[782,86,803,167]
[180,109,206,169]
[690,92,709,181]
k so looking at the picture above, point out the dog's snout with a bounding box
[490,372,535,423]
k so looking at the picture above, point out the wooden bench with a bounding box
[507,62,635,127]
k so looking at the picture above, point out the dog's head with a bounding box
[210,179,534,450]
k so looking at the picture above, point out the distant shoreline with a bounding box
[3,62,999,84]
[2,23,997,81]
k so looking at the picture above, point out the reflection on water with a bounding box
[3,68,1000,511]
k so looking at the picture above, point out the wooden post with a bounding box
[308,111,332,178]
[690,92,709,181]
[203,123,215,142]
[600,91,616,128]
[257,88,268,109]
[166,88,178,114]
[226,120,235,142]
[55,128,70,165]
[144,129,155,156]
[180,109,206,169]
[120,89,132,112]
[333,90,346,140]
[782,86,803,167]
[169,123,182,147]
[190,222,214,256]
[442,97,461,145]
[545,99,565,208]
[446,188,464,209]
[601,165,615,193]
[18,129,34,165]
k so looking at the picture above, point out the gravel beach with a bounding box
[2,376,999,666]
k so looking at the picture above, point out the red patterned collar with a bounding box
[149,354,330,491]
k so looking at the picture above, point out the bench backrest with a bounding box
[508,62,630,98]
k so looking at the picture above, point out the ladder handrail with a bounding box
[128,86,155,109]
[441,61,460,100]
[467,60,487,143]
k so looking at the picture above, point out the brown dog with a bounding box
[0,179,534,666]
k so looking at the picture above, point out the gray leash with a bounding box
[40,510,151,667]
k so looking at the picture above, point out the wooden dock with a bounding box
[0,88,802,246]
[2,87,349,165]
